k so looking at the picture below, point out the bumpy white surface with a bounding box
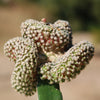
[4,37,23,62]
[4,19,95,96]
[40,41,94,84]
[21,19,72,52]
[4,37,38,96]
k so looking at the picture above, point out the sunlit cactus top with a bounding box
[21,19,72,53]
[4,18,94,96]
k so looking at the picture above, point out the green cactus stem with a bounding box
[37,78,63,100]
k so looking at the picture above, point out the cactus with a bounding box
[21,19,72,53]
[4,18,94,100]
[40,40,94,84]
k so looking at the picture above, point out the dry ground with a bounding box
[0,6,100,100]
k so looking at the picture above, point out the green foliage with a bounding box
[34,0,100,31]
[1,0,100,30]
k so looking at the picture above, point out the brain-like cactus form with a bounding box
[4,37,23,62]
[4,18,94,96]
[21,19,72,53]
[4,37,38,95]
[40,41,94,84]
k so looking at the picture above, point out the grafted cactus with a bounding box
[4,18,94,100]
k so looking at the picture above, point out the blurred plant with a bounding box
[4,18,94,100]
[0,0,100,31]
[32,0,100,31]
[89,25,100,44]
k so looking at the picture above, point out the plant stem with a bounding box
[37,78,63,100]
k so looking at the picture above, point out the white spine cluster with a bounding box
[4,37,23,62]
[4,37,38,96]
[40,41,94,84]
[54,20,72,50]
[21,19,72,53]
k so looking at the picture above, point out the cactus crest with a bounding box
[4,18,94,98]
[21,19,72,53]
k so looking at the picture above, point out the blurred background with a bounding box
[0,0,100,100]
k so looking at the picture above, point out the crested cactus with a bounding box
[4,37,23,62]
[4,18,94,100]
[40,40,94,84]
[21,19,72,53]
[10,38,38,96]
